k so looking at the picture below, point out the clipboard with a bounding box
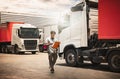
[52,41,60,49]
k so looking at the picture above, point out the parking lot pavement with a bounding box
[0,52,120,79]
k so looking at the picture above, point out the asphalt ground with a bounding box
[0,52,120,79]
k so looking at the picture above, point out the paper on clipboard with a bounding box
[52,41,60,49]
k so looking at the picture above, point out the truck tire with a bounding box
[1,47,4,53]
[108,51,120,72]
[1,46,5,53]
[13,45,19,54]
[0,46,2,53]
[65,49,77,66]
[39,45,44,52]
[32,52,36,54]
[19,52,25,54]
[77,56,84,65]
[4,47,8,53]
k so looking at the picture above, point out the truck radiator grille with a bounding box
[24,40,37,50]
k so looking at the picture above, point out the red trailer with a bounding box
[0,22,23,43]
[0,22,24,53]
[99,0,120,39]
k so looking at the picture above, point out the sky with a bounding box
[0,0,98,17]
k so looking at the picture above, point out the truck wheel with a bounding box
[65,49,77,66]
[1,46,6,53]
[108,51,120,72]
[1,47,4,53]
[19,52,25,54]
[4,48,8,53]
[0,46,2,53]
[14,45,19,54]
[39,45,44,52]
[32,52,36,54]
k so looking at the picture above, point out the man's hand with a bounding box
[48,41,53,45]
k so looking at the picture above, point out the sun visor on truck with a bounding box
[71,1,98,12]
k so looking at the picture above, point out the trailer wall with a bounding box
[0,22,23,43]
[99,0,120,39]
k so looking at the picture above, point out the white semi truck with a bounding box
[0,22,39,54]
[58,0,120,72]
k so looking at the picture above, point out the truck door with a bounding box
[70,1,88,47]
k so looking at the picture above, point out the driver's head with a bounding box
[50,31,56,38]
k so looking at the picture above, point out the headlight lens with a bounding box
[22,44,25,49]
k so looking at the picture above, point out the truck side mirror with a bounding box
[71,2,85,12]
[39,35,41,39]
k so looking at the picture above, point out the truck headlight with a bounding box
[22,44,25,49]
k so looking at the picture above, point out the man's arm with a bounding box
[45,38,53,45]
[45,40,53,45]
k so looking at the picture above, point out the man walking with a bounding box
[45,31,58,73]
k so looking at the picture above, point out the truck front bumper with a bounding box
[19,49,39,52]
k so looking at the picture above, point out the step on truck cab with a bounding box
[58,0,120,72]
[0,22,39,54]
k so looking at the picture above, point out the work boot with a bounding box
[50,68,54,73]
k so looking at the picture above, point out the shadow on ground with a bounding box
[57,63,119,73]
[0,52,41,55]
[0,52,47,55]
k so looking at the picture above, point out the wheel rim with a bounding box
[67,53,75,64]
[111,55,120,69]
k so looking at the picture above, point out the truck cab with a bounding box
[12,24,39,54]
[59,0,88,54]
[0,22,39,54]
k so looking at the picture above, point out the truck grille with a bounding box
[24,40,37,50]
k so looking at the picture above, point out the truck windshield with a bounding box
[19,28,39,38]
